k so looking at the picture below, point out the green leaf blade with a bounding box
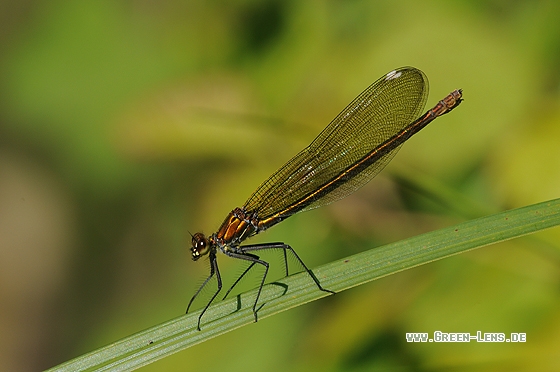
[46,198,560,372]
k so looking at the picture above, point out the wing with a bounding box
[243,67,429,222]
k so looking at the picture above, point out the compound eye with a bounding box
[190,233,209,261]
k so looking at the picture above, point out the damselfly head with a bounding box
[191,232,210,261]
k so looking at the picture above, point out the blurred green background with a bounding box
[1,0,560,371]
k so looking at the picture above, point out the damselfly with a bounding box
[187,67,462,330]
